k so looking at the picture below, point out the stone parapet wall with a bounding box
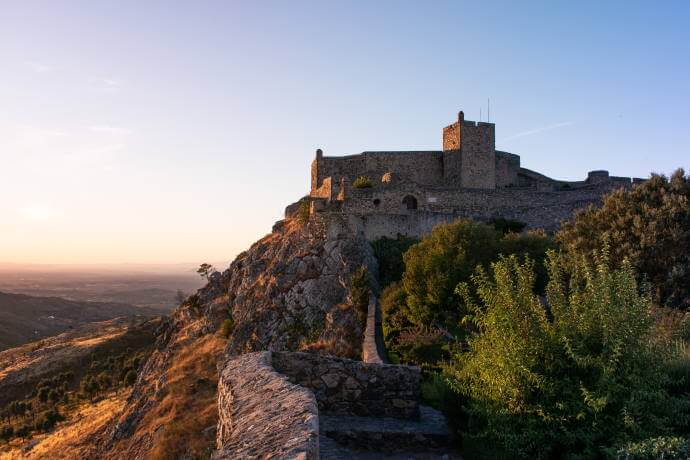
[362,294,385,364]
[214,352,319,460]
[272,351,420,419]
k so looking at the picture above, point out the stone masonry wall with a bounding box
[271,351,420,419]
[314,151,445,190]
[214,352,319,460]
[460,121,495,189]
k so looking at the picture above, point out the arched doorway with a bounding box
[402,195,418,210]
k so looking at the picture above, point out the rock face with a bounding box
[223,216,378,358]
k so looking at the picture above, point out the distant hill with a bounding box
[0,291,159,350]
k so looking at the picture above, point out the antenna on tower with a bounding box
[487,98,491,123]
[480,107,482,122]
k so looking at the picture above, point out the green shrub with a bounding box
[490,217,527,235]
[123,370,137,386]
[402,219,501,326]
[557,169,690,308]
[220,318,234,339]
[353,176,373,189]
[449,250,688,458]
[617,436,690,460]
[351,266,371,328]
[371,236,418,287]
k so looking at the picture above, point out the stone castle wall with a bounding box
[459,121,495,189]
[272,351,420,419]
[313,151,445,190]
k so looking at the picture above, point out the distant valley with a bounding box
[0,291,161,351]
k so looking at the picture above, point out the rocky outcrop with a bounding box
[214,352,319,460]
[96,215,379,458]
[223,216,378,358]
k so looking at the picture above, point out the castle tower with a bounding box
[442,110,496,189]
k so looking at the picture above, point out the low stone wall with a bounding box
[214,352,319,460]
[272,351,420,419]
[362,294,385,364]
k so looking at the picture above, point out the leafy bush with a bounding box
[617,436,690,460]
[557,169,690,308]
[402,219,553,326]
[123,369,137,386]
[490,217,527,235]
[220,318,234,339]
[449,250,689,458]
[353,176,373,189]
[351,266,371,328]
[371,235,418,287]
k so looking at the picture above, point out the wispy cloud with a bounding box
[500,121,575,142]
[25,61,54,73]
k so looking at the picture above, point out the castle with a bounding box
[286,110,644,238]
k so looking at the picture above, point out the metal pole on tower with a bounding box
[488,98,490,123]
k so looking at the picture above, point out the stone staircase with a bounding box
[316,296,459,459]
[319,405,457,459]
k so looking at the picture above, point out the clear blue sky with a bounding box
[1,1,688,264]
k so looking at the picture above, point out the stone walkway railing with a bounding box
[362,293,387,364]
[213,352,320,459]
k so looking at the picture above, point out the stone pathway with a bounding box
[319,406,460,459]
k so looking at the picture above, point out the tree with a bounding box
[449,250,688,458]
[123,370,137,386]
[37,387,50,404]
[220,318,234,339]
[197,263,216,281]
[557,169,690,307]
[175,289,186,305]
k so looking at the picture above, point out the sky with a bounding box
[1,1,689,265]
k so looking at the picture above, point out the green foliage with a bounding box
[196,263,216,281]
[0,425,14,442]
[352,176,373,189]
[449,250,690,458]
[557,169,690,308]
[402,219,553,326]
[220,318,234,339]
[351,266,371,328]
[124,369,137,386]
[37,387,50,403]
[371,235,418,287]
[490,217,527,235]
[616,436,690,459]
[402,219,501,326]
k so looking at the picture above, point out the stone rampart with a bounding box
[214,352,319,460]
[362,294,385,364]
[271,351,420,419]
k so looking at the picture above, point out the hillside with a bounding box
[0,291,159,350]
[0,316,162,458]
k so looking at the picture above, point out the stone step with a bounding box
[319,405,456,458]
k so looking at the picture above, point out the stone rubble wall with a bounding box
[271,351,420,419]
[214,351,319,460]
